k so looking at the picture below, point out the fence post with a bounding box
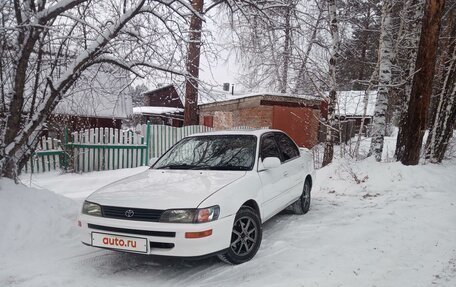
[62,127,69,171]
[145,121,151,165]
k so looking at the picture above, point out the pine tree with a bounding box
[337,0,381,90]
[399,0,446,165]
[184,0,204,126]
[425,6,456,163]
[394,0,425,161]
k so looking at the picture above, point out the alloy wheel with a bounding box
[230,216,258,256]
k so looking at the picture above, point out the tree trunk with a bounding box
[399,0,446,165]
[184,0,204,126]
[425,8,456,163]
[322,0,340,167]
[369,0,395,162]
[280,2,292,94]
[395,0,424,160]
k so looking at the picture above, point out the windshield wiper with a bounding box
[156,164,194,170]
[190,165,250,171]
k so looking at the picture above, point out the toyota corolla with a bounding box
[78,129,315,264]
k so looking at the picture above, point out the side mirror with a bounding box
[262,157,281,170]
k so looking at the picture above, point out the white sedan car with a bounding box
[79,129,315,264]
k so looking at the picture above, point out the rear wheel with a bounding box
[291,180,311,215]
[218,206,262,264]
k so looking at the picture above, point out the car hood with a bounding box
[87,169,246,209]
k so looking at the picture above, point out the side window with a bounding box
[274,133,299,161]
[260,134,281,161]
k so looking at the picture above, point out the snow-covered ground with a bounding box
[1,158,456,287]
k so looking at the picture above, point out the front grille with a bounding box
[88,223,176,237]
[101,205,164,222]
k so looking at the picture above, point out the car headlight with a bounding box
[196,206,220,223]
[160,206,220,223]
[82,201,102,217]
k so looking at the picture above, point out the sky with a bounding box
[136,11,247,96]
[197,15,244,93]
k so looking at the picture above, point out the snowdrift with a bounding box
[316,157,456,196]
[0,179,79,262]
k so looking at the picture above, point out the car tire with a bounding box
[217,206,262,264]
[291,180,311,215]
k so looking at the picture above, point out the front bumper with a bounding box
[78,214,234,257]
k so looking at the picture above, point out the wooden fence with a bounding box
[142,125,265,159]
[318,120,357,144]
[144,124,212,159]
[23,137,67,173]
[23,123,264,174]
[24,123,213,173]
[70,127,148,173]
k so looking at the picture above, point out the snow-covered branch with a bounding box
[0,0,197,178]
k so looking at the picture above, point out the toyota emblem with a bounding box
[125,209,135,218]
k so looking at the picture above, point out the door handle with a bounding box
[283,171,289,177]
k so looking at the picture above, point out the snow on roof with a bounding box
[54,68,133,119]
[141,84,174,95]
[198,89,323,106]
[133,106,183,115]
[335,91,377,117]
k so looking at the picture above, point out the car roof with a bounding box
[189,128,283,138]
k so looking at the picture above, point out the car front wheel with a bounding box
[218,206,262,264]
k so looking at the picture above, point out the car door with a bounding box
[257,133,289,220]
[274,132,305,204]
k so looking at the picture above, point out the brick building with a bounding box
[198,93,323,148]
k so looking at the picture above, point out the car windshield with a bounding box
[153,135,257,171]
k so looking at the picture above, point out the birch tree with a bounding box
[0,0,199,180]
[223,0,327,94]
[294,2,325,94]
[369,0,395,161]
[322,0,340,167]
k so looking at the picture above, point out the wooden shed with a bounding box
[48,69,133,136]
[142,85,184,109]
[134,85,184,127]
[198,93,323,148]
